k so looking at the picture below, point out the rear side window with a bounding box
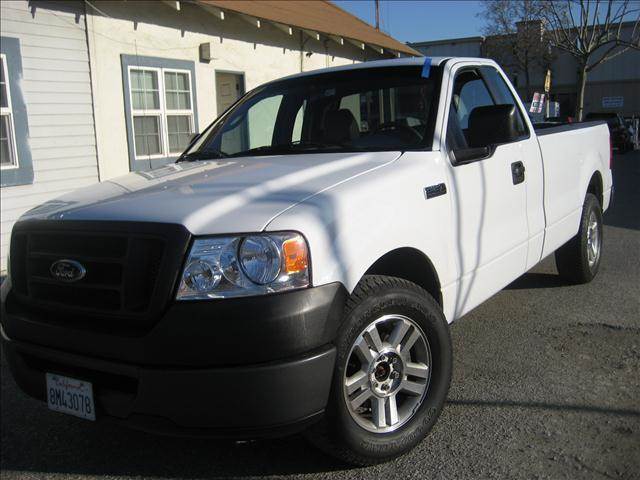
[480,67,529,137]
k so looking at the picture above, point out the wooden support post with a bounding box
[162,0,180,11]
[346,38,365,50]
[239,14,261,28]
[272,22,293,36]
[328,35,345,46]
[198,4,225,20]
[302,29,320,41]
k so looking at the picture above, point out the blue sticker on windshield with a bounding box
[421,57,432,78]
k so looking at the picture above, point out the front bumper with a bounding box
[1,283,347,438]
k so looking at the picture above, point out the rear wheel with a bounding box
[305,275,452,466]
[555,193,603,284]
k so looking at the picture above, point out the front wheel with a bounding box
[305,275,452,465]
[555,193,603,284]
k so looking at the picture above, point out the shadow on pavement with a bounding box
[505,272,569,290]
[604,151,640,231]
[447,398,640,418]
[0,412,351,479]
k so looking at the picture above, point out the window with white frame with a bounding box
[128,66,194,159]
[0,54,19,169]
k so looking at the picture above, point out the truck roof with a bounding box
[274,56,452,83]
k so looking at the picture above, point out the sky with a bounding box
[332,0,487,44]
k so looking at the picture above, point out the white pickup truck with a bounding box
[1,57,612,465]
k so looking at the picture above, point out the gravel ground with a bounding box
[1,152,639,480]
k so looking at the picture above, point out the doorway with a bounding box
[215,71,245,117]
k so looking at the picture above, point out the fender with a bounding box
[585,170,604,207]
[265,151,459,322]
[362,247,443,307]
[574,128,610,224]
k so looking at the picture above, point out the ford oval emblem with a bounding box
[50,259,86,283]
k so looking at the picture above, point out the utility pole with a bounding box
[375,0,380,30]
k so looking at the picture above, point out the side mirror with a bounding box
[451,146,492,164]
[467,104,519,148]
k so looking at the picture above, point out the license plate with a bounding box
[46,373,96,421]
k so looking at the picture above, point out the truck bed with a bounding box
[533,120,611,259]
[533,120,607,135]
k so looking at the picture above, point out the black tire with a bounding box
[304,275,452,466]
[555,193,603,284]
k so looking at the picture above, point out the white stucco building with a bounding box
[0,0,418,272]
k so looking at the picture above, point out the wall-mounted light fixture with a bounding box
[199,43,213,63]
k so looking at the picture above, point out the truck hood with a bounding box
[21,152,400,235]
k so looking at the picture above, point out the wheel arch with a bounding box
[586,170,603,207]
[361,247,443,307]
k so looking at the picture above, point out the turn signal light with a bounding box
[282,236,309,274]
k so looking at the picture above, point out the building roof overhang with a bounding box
[161,0,421,57]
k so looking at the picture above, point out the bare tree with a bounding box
[479,0,553,99]
[542,0,640,120]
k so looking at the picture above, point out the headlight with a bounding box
[176,232,310,300]
[240,236,281,284]
[182,260,222,292]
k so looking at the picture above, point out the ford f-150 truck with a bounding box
[1,57,613,465]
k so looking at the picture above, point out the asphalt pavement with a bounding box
[1,152,639,480]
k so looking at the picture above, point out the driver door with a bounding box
[445,66,530,317]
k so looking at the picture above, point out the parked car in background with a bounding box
[623,116,639,150]
[1,57,613,465]
[585,112,634,153]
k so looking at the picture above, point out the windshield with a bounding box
[185,66,441,160]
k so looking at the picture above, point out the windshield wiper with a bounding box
[289,141,348,151]
[201,141,359,160]
[177,149,228,162]
[226,142,350,157]
[226,144,298,157]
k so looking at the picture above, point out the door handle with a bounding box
[511,161,525,185]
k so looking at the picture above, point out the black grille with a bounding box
[9,221,191,333]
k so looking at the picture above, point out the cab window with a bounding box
[447,70,494,151]
[480,66,529,137]
[447,67,528,154]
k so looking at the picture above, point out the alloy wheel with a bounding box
[586,210,601,268]
[342,314,431,433]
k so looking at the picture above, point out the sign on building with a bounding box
[529,93,545,114]
[602,96,624,109]
[544,70,551,93]
[529,92,542,113]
